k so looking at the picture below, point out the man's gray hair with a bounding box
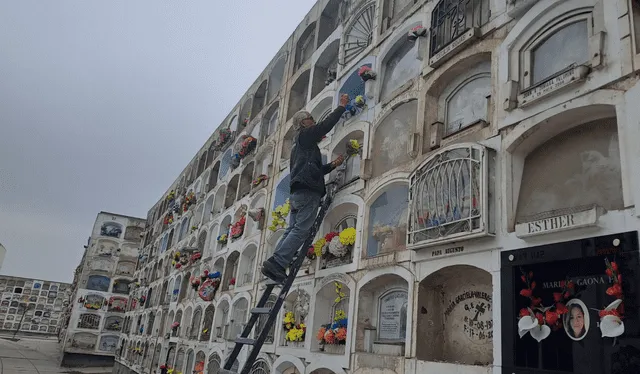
[292,110,312,131]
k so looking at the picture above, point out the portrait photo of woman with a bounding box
[564,299,590,341]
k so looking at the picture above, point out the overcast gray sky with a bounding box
[0,1,316,283]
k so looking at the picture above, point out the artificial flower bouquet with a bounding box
[309,227,356,260]
[317,309,348,345]
[197,270,222,301]
[252,174,268,187]
[217,234,228,245]
[358,65,376,81]
[229,216,246,240]
[407,25,427,41]
[268,199,290,232]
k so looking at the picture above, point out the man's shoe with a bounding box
[261,259,287,283]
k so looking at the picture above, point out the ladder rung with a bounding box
[235,337,256,345]
[251,307,271,314]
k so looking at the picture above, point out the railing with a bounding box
[429,0,490,58]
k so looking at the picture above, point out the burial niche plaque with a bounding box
[378,290,408,341]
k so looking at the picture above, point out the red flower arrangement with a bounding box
[229,216,246,240]
[252,174,269,187]
[517,270,574,342]
[229,277,236,286]
[357,66,376,81]
[598,259,625,338]
[190,252,202,263]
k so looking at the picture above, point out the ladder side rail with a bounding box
[226,185,336,374]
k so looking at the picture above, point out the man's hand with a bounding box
[339,94,350,107]
[332,154,345,167]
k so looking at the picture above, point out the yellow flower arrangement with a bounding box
[285,323,306,342]
[334,282,346,303]
[339,227,356,246]
[268,199,291,232]
[313,238,326,258]
[283,311,296,330]
[334,310,346,321]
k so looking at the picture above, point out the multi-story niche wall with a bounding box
[515,117,622,221]
[416,265,492,366]
[370,100,417,178]
[366,183,408,257]
[355,272,409,356]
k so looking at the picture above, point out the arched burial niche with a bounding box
[371,100,417,178]
[217,216,231,251]
[379,32,421,101]
[280,127,295,166]
[381,0,417,33]
[267,57,286,103]
[222,251,239,291]
[287,70,310,120]
[200,304,215,341]
[246,193,266,237]
[238,244,257,286]
[207,353,222,374]
[280,289,310,348]
[213,186,225,215]
[208,161,220,193]
[356,274,408,355]
[428,0,490,65]
[417,265,492,365]
[311,40,340,99]
[331,130,364,187]
[249,360,271,374]
[225,175,239,209]
[260,102,279,143]
[366,183,408,257]
[229,297,249,340]
[252,80,268,118]
[238,162,254,199]
[408,144,492,247]
[319,202,358,269]
[257,294,278,345]
[342,2,375,65]
[214,300,230,339]
[311,281,350,355]
[219,150,233,180]
[203,195,214,224]
[295,22,317,70]
[317,0,340,46]
[86,275,110,292]
[100,222,123,238]
[515,117,622,224]
[433,60,491,137]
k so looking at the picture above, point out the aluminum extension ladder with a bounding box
[220,182,339,374]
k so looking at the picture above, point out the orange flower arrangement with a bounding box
[324,329,336,344]
[335,327,347,342]
[316,327,326,341]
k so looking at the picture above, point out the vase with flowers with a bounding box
[316,284,348,354]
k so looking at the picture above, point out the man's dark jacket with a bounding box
[290,106,346,197]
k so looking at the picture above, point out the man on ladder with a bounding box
[260,93,350,283]
[221,94,350,374]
